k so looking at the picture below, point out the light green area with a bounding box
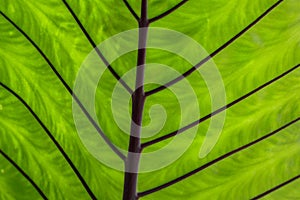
[0,0,299,199]
[0,154,42,200]
[263,178,300,199]
[144,122,300,199]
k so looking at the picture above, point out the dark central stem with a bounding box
[123,1,148,200]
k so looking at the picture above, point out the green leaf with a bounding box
[0,0,299,199]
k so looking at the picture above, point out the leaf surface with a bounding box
[0,0,299,199]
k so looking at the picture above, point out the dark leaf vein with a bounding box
[145,0,284,96]
[251,173,300,199]
[138,117,300,197]
[0,82,97,199]
[142,63,300,148]
[62,0,133,94]
[148,0,188,23]
[0,149,48,199]
[0,11,126,161]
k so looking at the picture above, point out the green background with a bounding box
[0,0,299,199]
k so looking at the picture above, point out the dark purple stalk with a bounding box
[122,0,149,199]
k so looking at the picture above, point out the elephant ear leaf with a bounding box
[0,0,299,200]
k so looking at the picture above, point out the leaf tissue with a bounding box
[0,0,299,199]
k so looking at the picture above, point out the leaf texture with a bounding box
[0,0,299,199]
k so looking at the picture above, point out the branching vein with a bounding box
[138,117,300,197]
[145,0,284,96]
[123,0,140,21]
[142,63,300,148]
[0,11,126,161]
[0,82,97,199]
[62,0,133,94]
[149,0,188,23]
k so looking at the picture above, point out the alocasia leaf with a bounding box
[0,0,299,199]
